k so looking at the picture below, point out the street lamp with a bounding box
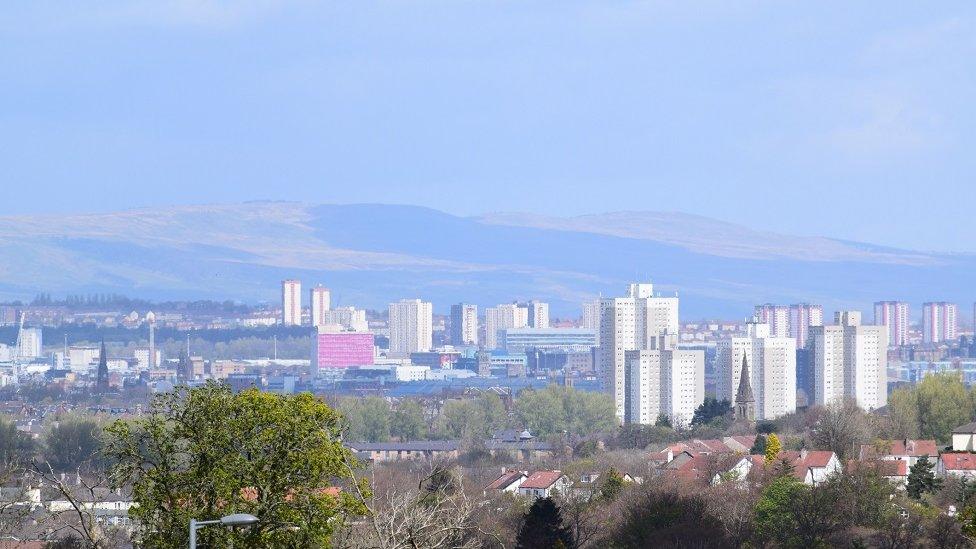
[189,513,259,548]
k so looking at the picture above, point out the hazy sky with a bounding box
[2,2,974,252]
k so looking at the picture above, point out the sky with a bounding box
[2,1,975,252]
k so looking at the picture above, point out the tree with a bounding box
[433,393,509,441]
[811,400,869,460]
[390,399,426,441]
[515,497,573,549]
[0,415,35,465]
[514,386,616,438]
[753,475,806,545]
[103,383,366,548]
[600,467,624,502]
[749,434,767,455]
[913,373,970,442]
[691,398,731,426]
[44,415,103,472]
[338,396,392,442]
[611,489,728,547]
[764,433,781,464]
[906,455,941,499]
[654,414,672,428]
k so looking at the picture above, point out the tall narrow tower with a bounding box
[146,311,156,369]
[96,340,109,393]
[735,355,756,423]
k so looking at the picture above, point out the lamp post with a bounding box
[189,513,258,549]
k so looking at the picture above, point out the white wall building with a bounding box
[281,279,302,326]
[810,311,888,410]
[388,299,433,357]
[68,346,99,371]
[874,301,909,347]
[581,299,601,346]
[717,320,797,420]
[754,304,790,339]
[598,282,680,421]
[309,285,331,328]
[484,304,529,350]
[922,302,957,344]
[322,307,368,333]
[450,303,478,346]
[18,328,42,359]
[790,303,823,349]
[521,301,550,329]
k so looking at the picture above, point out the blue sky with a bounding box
[2,1,974,252]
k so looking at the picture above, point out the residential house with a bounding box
[939,454,976,479]
[858,439,938,468]
[346,441,460,463]
[485,470,527,494]
[517,471,572,499]
[952,422,976,452]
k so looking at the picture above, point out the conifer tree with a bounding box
[515,497,574,549]
[764,433,782,464]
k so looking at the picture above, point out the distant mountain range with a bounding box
[0,202,971,318]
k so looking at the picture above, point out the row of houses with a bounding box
[346,429,555,463]
[484,468,641,500]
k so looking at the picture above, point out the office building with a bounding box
[598,282,680,421]
[310,285,331,328]
[281,279,302,326]
[923,302,957,344]
[874,301,909,347]
[500,328,596,354]
[450,303,478,346]
[789,303,823,349]
[484,304,529,350]
[312,330,375,369]
[388,299,433,357]
[810,311,887,410]
[717,320,797,421]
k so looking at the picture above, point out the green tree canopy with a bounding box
[906,455,941,500]
[514,386,616,438]
[515,497,574,549]
[691,398,731,426]
[44,415,103,472]
[433,393,509,440]
[104,382,365,549]
[390,399,427,441]
[0,415,35,466]
[337,396,391,442]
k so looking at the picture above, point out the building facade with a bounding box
[598,282,680,421]
[484,304,529,350]
[388,299,433,357]
[313,331,375,369]
[309,285,331,328]
[789,303,823,349]
[874,301,909,347]
[450,303,478,346]
[281,279,302,326]
[810,311,888,410]
[922,302,957,344]
[717,320,797,421]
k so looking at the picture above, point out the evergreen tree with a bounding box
[691,398,731,426]
[515,497,574,549]
[654,414,672,428]
[601,467,625,501]
[749,434,767,455]
[765,433,782,464]
[907,455,942,499]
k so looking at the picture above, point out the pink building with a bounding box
[314,332,375,369]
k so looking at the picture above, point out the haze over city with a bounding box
[2,2,976,548]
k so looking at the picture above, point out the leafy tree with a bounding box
[753,475,806,545]
[611,424,677,450]
[764,433,781,464]
[756,421,776,434]
[811,400,869,460]
[906,455,941,499]
[44,415,103,472]
[0,415,35,465]
[338,396,391,442]
[749,434,767,455]
[600,467,625,502]
[390,399,426,441]
[691,398,731,426]
[914,373,970,442]
[103,382,366,549]
[654,414,672,428]
[514,386,616,438]
[434,393,509,440]
[515,497,573,549]
[611,489,728,547]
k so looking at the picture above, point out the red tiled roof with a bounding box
[803,450,835,468]
[942,454,976,471]
[521,470,565,490]
[860,439,938,459]
[486,470,526,490]
[847,459,908,477]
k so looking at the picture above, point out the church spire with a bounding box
[735,355,755,422]
[96,340,109,393]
